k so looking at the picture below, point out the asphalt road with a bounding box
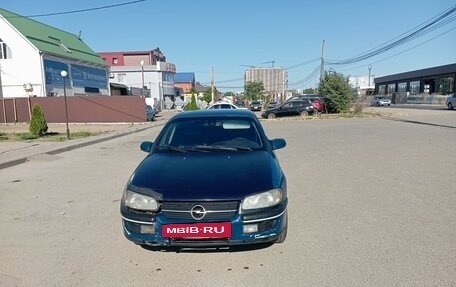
[0,108,455,286]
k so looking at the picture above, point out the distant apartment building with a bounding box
[98,48,175,109]
[244,67,287,100]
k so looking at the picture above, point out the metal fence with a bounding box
[0,96,147,124]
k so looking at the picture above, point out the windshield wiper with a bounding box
[158,146,189,153]
[194,145,252,151]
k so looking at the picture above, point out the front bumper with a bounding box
[121,202,287,247]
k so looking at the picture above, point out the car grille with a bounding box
[161,201,239,221]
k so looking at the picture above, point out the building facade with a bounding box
[244,67,287,101]
[374,63,456,104]
[98,50,175,110]
[174,72,195,94]
[0,8,109,99]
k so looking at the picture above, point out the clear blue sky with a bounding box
[2,0,455,92]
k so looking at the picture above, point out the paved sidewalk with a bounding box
[0,110,176,170]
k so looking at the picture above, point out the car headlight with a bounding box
[241,189,282,210]
[123,190,159,211]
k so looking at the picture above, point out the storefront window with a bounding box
[387,84,396,95]
[437,77,454,95]
[398,82,407,93]
[410,81,420,95]
[378,85,386,95]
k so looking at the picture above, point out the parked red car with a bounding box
[306,97,324,112]
[286,95,324,113]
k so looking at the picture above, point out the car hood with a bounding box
[129,151,279,201]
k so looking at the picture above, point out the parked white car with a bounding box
[207,102,247,110]
[444,94,456,110]
[371,96,392,106]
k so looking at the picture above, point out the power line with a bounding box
[4,0,147,18]
[327,24,456,72]
[326,4,456,66]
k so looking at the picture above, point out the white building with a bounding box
[0,8,109,99]
[108,61,175,109]
[98,50,176,110]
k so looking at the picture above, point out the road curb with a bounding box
[0,121,166,170]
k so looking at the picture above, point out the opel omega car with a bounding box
[121,109,288,247]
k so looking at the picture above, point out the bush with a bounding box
[184,93,199,111]
[319,71,353,113]
[29,104,48,137]
[323,94,353,114]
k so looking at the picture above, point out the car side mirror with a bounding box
[140,141,154,153]
[270,138,286,150]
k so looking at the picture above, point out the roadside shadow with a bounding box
[382,117,456,129]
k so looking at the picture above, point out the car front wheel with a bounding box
[448,102,454,110]
[267,113,276,119]
[300,111,308,117]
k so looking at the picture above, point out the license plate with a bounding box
[162,222,231,238]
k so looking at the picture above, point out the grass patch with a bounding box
[0,130,96,141]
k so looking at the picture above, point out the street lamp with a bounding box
[60,70,70,140]
[140,60,145,96]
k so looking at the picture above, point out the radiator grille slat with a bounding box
[161,201,239,220]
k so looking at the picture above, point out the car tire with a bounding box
[448,103,454,110]
[267,113,276,119]
[300,111,308,117]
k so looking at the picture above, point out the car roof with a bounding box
[208,102,236,106]
[171,109,256,120]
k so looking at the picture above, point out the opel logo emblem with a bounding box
[191,205,206,220]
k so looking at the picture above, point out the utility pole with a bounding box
[368,65,372,87]
[211,66,214,103]
[320,40,325,84]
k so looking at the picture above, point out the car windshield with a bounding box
[156,117,263,151]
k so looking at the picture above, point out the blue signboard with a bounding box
[71,64,108,89]
[44,59,69,86]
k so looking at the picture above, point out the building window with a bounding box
[378,85,386,95]
[112,58,118,64]
[387,84,396,95]
[398,82,407,93]
[410,81,420,95]
[117,73,126,82]
[0,38,12,59]
[437,77,454,95]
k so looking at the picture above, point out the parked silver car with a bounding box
[146,105,155,121]
[371,96,392,106]
[444,94,456,110]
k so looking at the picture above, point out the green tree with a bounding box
[29,103,48,137]
[244,81,264,101]
[184,92,199,111]
[202,89,212,103]
[318,71,353,113]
